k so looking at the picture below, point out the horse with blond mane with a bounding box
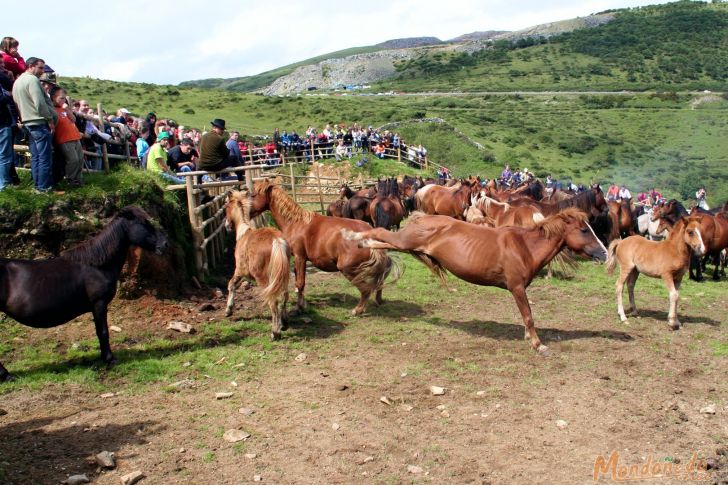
[606,216,706,329]
[246,180,397,316]
[224,190,291,340]
[343,208,607,355]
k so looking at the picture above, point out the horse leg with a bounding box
[662,274,681,330]
[292,255,307,315]
[269,299,282,341]
[93,300,116,366]
[0,362,15,382]
[615,265,632,323]
[375,287,384,305]
[510,285,547,355]
[280,290,290,331]
[711,253,721,281]
[225,273,244,317]
[626,269,639,316]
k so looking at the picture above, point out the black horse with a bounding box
[0,206,168,381]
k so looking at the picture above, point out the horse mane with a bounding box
[61,208,141,266]
[551,189,597,213]
[481,196,510,213]
[537,208,588,239]
[257,180,314,224]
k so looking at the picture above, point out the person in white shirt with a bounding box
[696,187,709,210]
[618,185,632,200]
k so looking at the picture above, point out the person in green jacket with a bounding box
[198,119,241,181]
[12,57,57,192]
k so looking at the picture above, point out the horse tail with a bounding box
[374,201,390,229]
[259,237,290,310]
[608,210,621,242]
[605,239,621,275]
[350,248,400,291]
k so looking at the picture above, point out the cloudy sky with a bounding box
[7,0,671,85]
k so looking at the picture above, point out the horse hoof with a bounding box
[536,345,550,357]
[628,310,639,317]
[0,373,16,383]
[351,308,364,316]
[270,332,281,341]
[669,321,681,330]
[105,358,118,369]
[225,309,233,317]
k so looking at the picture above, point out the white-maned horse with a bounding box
[636,210,668,240]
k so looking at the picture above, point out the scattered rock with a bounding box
[476,391,486,396]
[358,456,375,465]
[99,392,116,399]
[170,379,195,389]
[337,385,349,391]
[230,381,238,387]
[300,317,313,324]
[64,475,90,485]
[407,465,423,474]
[120,470,145,485]
[179,448,186,453]
[213,357,226,365]
[332,423,340,431]
[223,429,251,443]
[380,396,393,405]
[556,420,568,429]
[436,405,446,411]
[198,303,216,312]
[295,353,307,362]
[400,372,408,377]
[167,321,196,333]
[239,407,255,416]
[95,451,116,469]
[400,404,414,412]
[430,386,446,396]
[109,325,122,333]
[441,410,450,418]
[253,475,262,482]
[182,361,192,367]
[245,453,257,459]
[215,392,234,400]
[0,409,7,416]
[213,288,224,299]
[700,405,716,415]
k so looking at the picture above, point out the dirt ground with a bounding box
[0,267,726,484]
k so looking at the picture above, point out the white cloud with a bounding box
[9,0,674,85]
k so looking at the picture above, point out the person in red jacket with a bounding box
[0,37,26,81]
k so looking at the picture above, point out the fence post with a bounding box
[425,155,429,170]
[245,165,254,192]
[124,138,131,165]
[397,146,401,163]
[185,176,205,275]
[289,163,296,202]
[315,164,324,214]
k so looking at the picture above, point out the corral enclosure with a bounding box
[0,256,726,483]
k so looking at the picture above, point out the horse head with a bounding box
[543,208,608,262]
[249,180,277,218]
[682,217,707,257]
[225,190,254,237]
[118,206,168,255]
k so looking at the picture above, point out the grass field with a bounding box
[0,257,725,483]
[60,75,728,203]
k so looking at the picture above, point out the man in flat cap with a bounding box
[198,118,241,181]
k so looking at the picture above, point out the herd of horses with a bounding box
[0,175,725,378]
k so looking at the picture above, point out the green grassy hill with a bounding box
[376,1,728,92]
[57,75,728,204]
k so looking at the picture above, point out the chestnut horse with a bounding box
[224,191,291,340]
[606,216,706,329]
[247,180,396,315]
[608,198,635,238]
[475,195,544,228]
[415,180,478,219]
[653,199,728,280]
[370,178,406,230]
[343,208,607,354]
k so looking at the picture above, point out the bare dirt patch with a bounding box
[0,266,726,484]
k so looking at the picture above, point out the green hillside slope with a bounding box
[378,1,728,92]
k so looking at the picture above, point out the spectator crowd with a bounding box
[0,35,431,194]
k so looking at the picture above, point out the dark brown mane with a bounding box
[61,216,128,266]
[550,190,598,214]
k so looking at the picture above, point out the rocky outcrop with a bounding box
[376,37,443,49]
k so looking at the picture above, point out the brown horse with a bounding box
[606,216,706,329]
[224,191,291,340]
[370,178,406,230]
[475,195,544,228]
[247,180,396,315]
[608,198,635,238]
[653,199,728,280]
[415,180,478,219]
[343,208,607,354]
